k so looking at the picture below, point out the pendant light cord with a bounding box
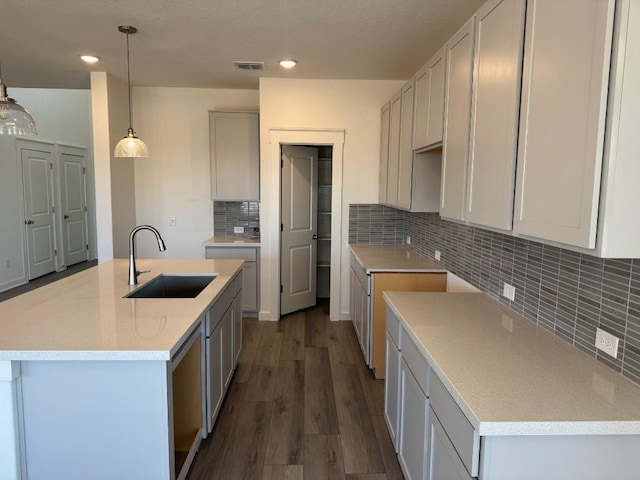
[126,31,133,131]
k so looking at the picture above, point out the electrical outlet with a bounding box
[595,328,619,359]
[169,215,177,226]
[435,250,441,261]
[406,236,411,245]
[502,283,516,301]
[234,226,244,234]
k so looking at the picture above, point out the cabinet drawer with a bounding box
[205,247,257,261]
[430,373,480,477]
[401,328,430,396]
[207,284,234,335]
[386,306,401,348]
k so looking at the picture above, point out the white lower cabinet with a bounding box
[205,246,259,315]
[428,407,473,480]
[350,255,371,364]
[398,358,430,480]
[205,272,242,433]
[384,330,401,451]
[232,272,243,364]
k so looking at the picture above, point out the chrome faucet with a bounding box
[128,225,167,285]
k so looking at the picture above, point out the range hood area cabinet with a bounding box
[209,111,260,201]
[378,79,442,213]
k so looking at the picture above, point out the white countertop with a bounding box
[350,244,444,273]
[384,291,640,436]
[203,235,261,247]
[0,258,243,361]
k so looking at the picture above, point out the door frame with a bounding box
[263,129,345,321]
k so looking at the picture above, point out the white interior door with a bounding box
[22,147,56,279]
[281,145,318,315]
[58,146,88,266]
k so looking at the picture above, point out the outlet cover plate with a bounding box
[502,283,516,301]
[234,226,244,234]
[595,328,619,358]
[435,250,441,261]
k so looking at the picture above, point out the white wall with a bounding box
[132,87,259,259]
[90,72,136,261]
[0,88,96,291]
[258,78,404,320]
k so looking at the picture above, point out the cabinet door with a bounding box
[241,262,257,312]
[379,102,391,204]
[428,407,473,480]
[399,359,430,480]
[413,47,446,150]
[387,90,402,207]
[384,332,401,453]
[513,0,615,248]
[209,111,260,201]
[441,18,475,221]
[398,80,415,210]
[360,281,371,366]
[222,305,234,390]
[206,319,224,432]
[233,289,242,365]
[466,0,526,230]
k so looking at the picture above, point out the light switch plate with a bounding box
[234,226,244,234]
[169,216,177,226]
[435,250,441,261]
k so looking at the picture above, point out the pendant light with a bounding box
[0,61,37,136]
[114,26,148,157]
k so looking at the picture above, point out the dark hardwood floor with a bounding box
[188,300,404,480]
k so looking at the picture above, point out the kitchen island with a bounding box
[0,258,244,480]
[384,291,640,479]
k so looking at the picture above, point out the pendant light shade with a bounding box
[0,62,37,136]
[114,26,148,158]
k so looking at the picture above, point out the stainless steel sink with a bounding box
[125,274,217,299]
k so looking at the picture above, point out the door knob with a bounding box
[312,234,319,240]
[25,220,34,225]
[64,215,70,219]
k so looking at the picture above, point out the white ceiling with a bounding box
[0,0,481,90]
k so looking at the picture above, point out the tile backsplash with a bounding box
[349,205,640,386]
[348,204,406,245]
[214,201,260,238]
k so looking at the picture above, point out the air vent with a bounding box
[233,61,265,70]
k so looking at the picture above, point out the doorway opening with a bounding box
[280,144,333,315]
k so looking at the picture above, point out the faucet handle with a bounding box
[137,269,151,275]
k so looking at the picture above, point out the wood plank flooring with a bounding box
[187,300,404,480]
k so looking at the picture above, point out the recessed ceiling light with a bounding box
[279,59,298,69]
[80,55,101,64]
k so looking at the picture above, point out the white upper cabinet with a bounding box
[387,91,403,207]
[465,0,526,230]
[397,80,415,210]
[379,102,391,205]
[513,0,615,248]
[413,47,447,150]
[209,111,260,201]
[440,18,475,222]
